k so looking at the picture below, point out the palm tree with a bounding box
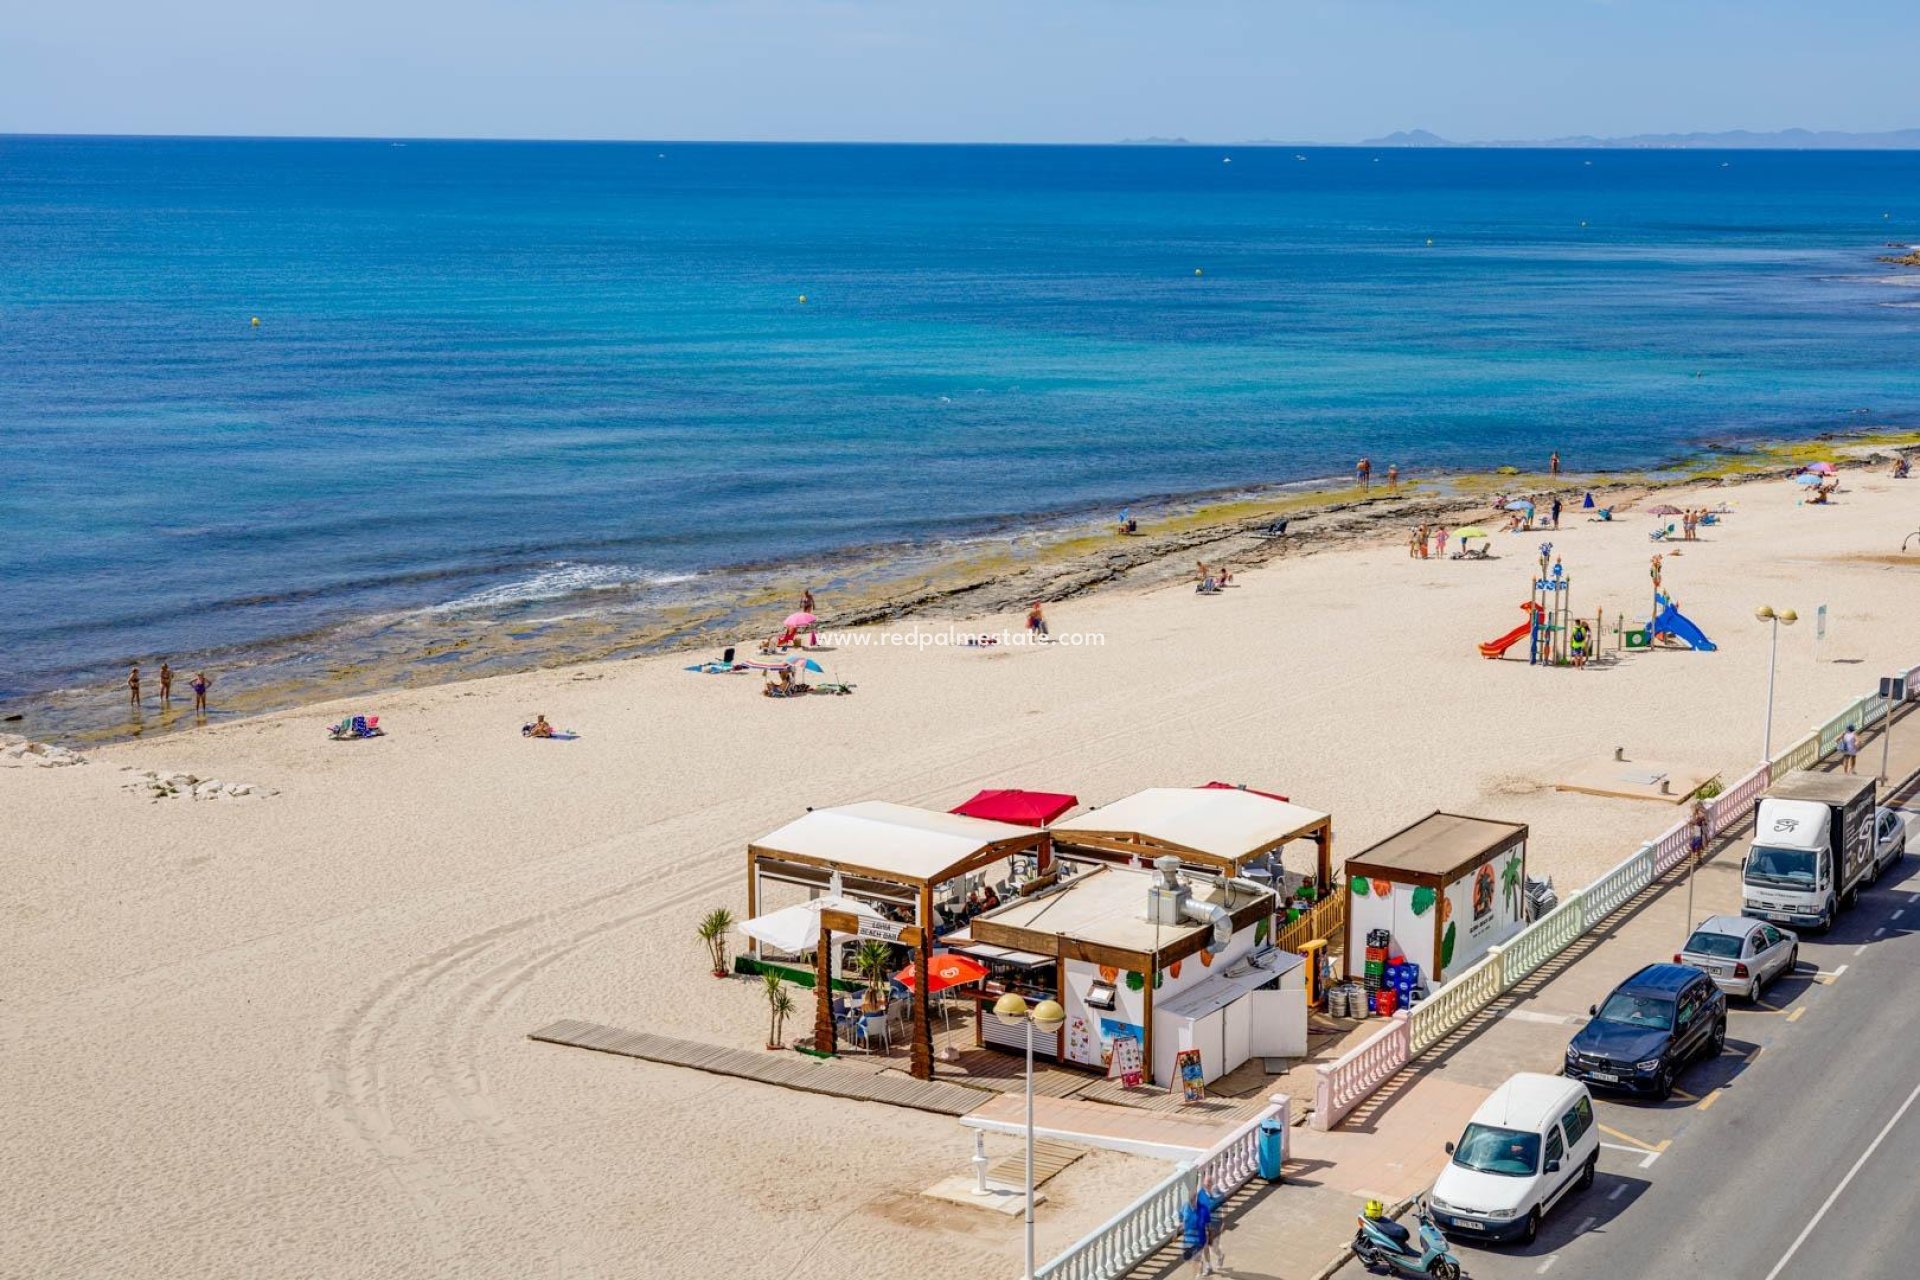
[697,907,734,977]
[763,970,796,1048]
[851,939,894,1010]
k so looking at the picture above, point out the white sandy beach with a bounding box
[6,464,1920,1278]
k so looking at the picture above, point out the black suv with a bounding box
[1563,963,1726,1100]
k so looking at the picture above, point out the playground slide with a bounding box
[1478,604,1540,659]
[1478,622,1531,660]
[1652,605,1717,652]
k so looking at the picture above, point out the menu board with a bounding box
[1172,1049,1206,1103]
[1107,1034,1144,1088]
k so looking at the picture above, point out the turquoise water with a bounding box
[3,137,1919,703]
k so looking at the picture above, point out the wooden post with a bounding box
[745,855,761,958]
[1141,959,1157,1085]
[813,918,836,1055]
[911,885,936,1081]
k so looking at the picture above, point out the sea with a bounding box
[4,137,1920,728]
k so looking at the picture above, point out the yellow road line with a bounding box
[1668,1086,1700,1102]
[1787,1007,1807,1023]
[1698,1088,1725,1112]
[1596,1122,1670,1153]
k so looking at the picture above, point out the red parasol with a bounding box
[895,953,990,993]
[950,789,1078,827]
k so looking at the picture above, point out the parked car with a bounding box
[1874,806,1907,879]
[1563,963,1726,1100]
[1675,915,1798,1002]
[1428,1072,1600,1245]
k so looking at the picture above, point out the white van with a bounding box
[1427,1072,1600,1245]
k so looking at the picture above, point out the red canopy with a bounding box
[950,789,1078,827]
[1199,781,1291,803]
[896,953,990,993]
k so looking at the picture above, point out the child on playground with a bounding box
[1570,618,1591,669]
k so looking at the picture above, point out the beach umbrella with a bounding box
[896,953,990,993]
[1648,504,1684,516]
[787,656,824,674]
[784,611,817,629]
[1452,526,1491,540]
[1505,498,1534,512]
[1793,473,1824,487]
[1805,462,1836,474]
[738,897,882,953]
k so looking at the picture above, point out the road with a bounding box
[1339,809,1920,1280]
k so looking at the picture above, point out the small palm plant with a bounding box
[852,939,894,1010]
[763,970,796,1049]
[697,907,735,977]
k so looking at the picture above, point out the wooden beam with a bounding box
[813,917,836,1056]
[911,885,935,1081]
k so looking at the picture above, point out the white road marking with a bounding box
[1537,1255,1560,1274]
[1894,909,1906,921]
[1855,944,1870,956]
[1875,927,1888,937]
[1577,1216,1597,1233]
[1502,1009,1583,1026]
[1760,1078,1920,1280]
[1600,1142,1647,1155]
[1639,1150,1662,1169]
[1609,1183,1627,1201]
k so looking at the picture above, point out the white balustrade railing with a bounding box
[1817,698,1868,755]
[1408,950,1507,1055]
[1035,1097,1289,1280]
[1312,1015,1411,1130]
[1584,846,1654,920]
[1498,892,1587,984]
[1650,818,1695,876]
[1707,763,1770,837]
[1772,730,1820,775]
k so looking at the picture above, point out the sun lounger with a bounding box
[1649,524,1674,541]
[1255,519,1290,538]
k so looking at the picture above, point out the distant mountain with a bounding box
[1115,136,1194,146]
[1360,129,1452,147]
[1361,127,1920,150]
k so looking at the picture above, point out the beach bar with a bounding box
[1050,785,1335,893]
[744,801,1046,1079]
[1340,812,1529,986]
[967,859,1300,1086]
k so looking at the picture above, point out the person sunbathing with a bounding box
[523,714,555,738]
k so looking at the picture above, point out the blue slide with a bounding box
[1651,604,1717,651]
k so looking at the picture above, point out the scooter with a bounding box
[1353,1200,1465,1279]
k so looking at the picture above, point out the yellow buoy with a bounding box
[250,316,261,326]
[797,294,807,304]
[1194,268,1203,277]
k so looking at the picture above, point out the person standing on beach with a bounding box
[1434,525,1449,559]
[801,589,815,614]
[1386,463,1399,493]
[1841,725,1860,774]
[1026,602,1049,639]
[1356,457,1371,489]
[1550,496,1562,530]
[191,670,211,715]
[127,665,141,707]
[1550,451,1561,476]
[158,662,174,705]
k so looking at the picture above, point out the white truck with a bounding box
[1741,771,1876,932]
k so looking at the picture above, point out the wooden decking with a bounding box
[530,1019,990,1116]
[987,1138,1086,1188]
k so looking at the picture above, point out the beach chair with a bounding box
[1256,519,1290,538]
[854,1011,890,1054]
[1649,524,1674,542]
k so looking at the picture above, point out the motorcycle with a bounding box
[1353,1200,1465,1279]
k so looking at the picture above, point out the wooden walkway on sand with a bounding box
[529,1019,991,1116]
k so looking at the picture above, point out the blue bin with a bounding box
[1257,1116,1287,1182]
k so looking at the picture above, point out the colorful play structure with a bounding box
[1478,543,1574,664]
[1637,554,1716,650]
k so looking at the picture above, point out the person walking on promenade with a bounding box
[127,664,141,707]
[1841,725,1860,774]
[1182,1182,1226,1276]
[158,662,173,706]
[191,670,212,716]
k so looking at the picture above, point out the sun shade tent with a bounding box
[950,788,1079,875]
[1050,786,1335,892]
[1341,812,1529,985]
[737,896,882,955]
[745,801,1047,1080]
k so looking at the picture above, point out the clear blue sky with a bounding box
[3,0,1910,143]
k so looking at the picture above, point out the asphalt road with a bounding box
[1341,812,1920,1280]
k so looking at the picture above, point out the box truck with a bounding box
[1740,770,1875,932]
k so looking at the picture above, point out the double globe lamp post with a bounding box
[994,992,1067,1280]
[1756,605,1798,761]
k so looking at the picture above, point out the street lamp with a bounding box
[1755,605,1798,761]
[995,992,1067,1280]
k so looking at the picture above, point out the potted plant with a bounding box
[697,906,734,978]
[852,939,894,1011]
[763,970,795,1049]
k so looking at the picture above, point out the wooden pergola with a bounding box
[745,801,1047,1081]
[1049,787,1336,894]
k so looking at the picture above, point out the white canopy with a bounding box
[1052,787,1329,864]
[737,896,883,954]
[749,800,1041,885]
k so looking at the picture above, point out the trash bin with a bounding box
[1256,1116,1287,1182]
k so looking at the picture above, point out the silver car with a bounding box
[1677,914,1798,1002]
[1874,807,1908,878]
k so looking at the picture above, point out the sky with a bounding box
[3,0,1913,144]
